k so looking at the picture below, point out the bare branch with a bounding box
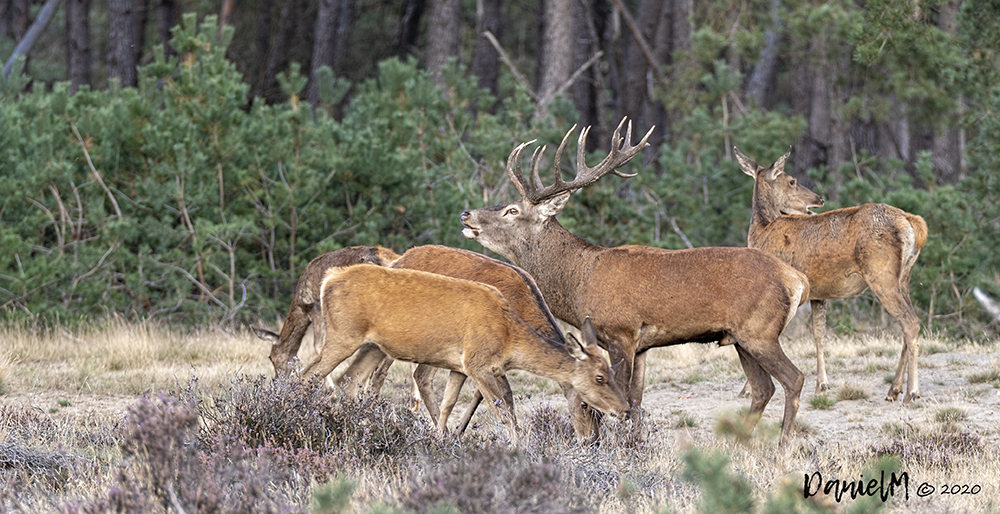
[482,31,537,101]
[71,123,123,219]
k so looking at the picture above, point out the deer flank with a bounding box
[461,118,810,445]
[734,146,927,404]
[304,264,629,444]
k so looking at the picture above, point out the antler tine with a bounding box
[505,140,536,199]
[529,145,547,190]
[552,124,577,186]
[612,123,655,178]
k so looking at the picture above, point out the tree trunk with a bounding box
[307,0,338,106]
[672,0,692,54]
[132,0,149,67]
[746,0,782,108]
[156,0,177,56]
[471,0,501,98]
[425,0,460,87]
[332,0,354,76]
[537,0,573,119]
[0,0,10,40]
[396,0,425,56]
[932,0,963,184]
[11,0,29,40]
[107,0,137,87]
[263,1,294,102]
[66,0,91,92]
[620,0,660,120]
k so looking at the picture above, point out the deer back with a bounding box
[390,245,564,342]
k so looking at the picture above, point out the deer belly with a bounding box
[812,272,869,299]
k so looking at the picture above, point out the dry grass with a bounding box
[0,317,998,513]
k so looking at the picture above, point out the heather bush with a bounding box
[188,374,433,464]
[403,446,595,514]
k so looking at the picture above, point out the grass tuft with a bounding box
[809,395,837,410]
[836,384,870,401]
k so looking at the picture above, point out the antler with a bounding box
[505,117,655,203]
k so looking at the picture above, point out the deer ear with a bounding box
[565,332,589,361]
[733,147,758,178]
[579,316,598,348]
[767,146,792,181]
[250,325,280,345]
[538,192,571,218]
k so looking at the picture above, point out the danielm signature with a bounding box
[803,471,982,502]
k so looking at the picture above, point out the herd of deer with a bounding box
[252,118,930,447]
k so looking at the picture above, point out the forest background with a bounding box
[2,0,999,338]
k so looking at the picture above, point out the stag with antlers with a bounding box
[461,119,811,444]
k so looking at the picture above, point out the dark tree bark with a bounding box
[0,0,9,40]
[932,0,963,184]
[746,0,783,108]
[307,0,338,105]
[425,0,460,87]
[396,0,425,56]
[262,1,294,102]
[672,0,692,54]
[66,0,91,91]
[132,0,149,66]
[620,0,661,120]
[471,0,501,98]
[155,0,177,55]
[107,0,138,87]
[11,0,29,40]
[537,0,573,119]
[332,0,354,76]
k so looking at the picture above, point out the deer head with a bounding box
[461,118,654,263]
[734,146,824,221]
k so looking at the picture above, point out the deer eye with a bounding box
[595,375,605,385]
[790,178,797,187]
[504,206,519,216]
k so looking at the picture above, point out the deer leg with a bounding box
[409,363,433,415]
[869,280,921,404]
[336,344,387,398]
[628,351,647,440]
[738,339,804,446]
[734,345,774,436]
[437,371,470,432]
[467,371,519,445]
[304,309,339,390]
[811,299,829,394]
[454,390,484,436]
[302,335,366,390]
[368,354,394,393]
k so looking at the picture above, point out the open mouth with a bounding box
[461,222,480,239]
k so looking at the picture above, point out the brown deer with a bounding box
[733,147,927,405]
[461,118,811,444]
[341,245,603,439]
[303,264,629,444]
[250,245,400,390]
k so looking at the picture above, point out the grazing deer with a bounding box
[304,264,629,444]
[461,118,810,444]
[250,245,400,390]
[733,147,927,405]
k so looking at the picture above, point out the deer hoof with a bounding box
[902,391,920,406]
[815,382,829,394]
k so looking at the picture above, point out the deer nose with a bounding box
[460,211,470,222]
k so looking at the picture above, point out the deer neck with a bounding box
[748,187,783,247]
[504,219,598,324]
[508,323,576,387]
